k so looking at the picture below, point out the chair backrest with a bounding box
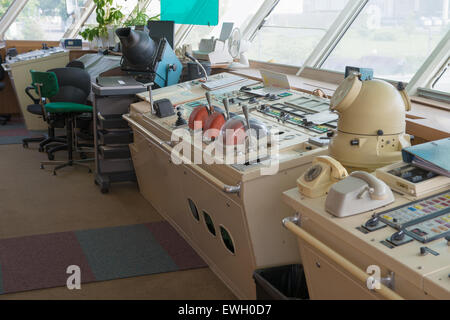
[66,60,85,69]
[47,67,91,105]
[30,70,59,98]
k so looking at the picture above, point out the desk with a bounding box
[2,50,69,130]
[282,187,450,299]
[124,72,332,298]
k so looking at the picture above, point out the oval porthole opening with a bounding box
[203,211,216,236]
[188,199,200,221]
[220,225,235,255]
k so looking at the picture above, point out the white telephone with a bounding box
[325,171,395,218]
[297,156,349,198]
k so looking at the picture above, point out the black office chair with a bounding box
[22,86,67,152]
[23,61,92,159]
[48,66,94,151]
[35,67,94,175]
[0,56,11,125]
[66,60,85,69]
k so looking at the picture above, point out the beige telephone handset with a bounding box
[325,171,395,218]
[297,156,349,198]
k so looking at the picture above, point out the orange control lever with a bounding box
[189,105,213,130]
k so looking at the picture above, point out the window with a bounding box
[0,0,14,18]
[84,0,140,26]
[431,60,450,93]
[247,0,350,66]
[5,0,89,40]
[81,0,167,40]
[322,0,450,82]
[182,0,265,50]
[144,0,161,19]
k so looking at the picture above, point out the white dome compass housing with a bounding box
[329,73,412,171]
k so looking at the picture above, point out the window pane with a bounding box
[432,62,450,93]
[145,0,162,19]
[5,0,89,40]
[0,0,14,19]
[85,0,139,26]
[247,0,349,66]
[182,0,265,50]
[322,0,450,82]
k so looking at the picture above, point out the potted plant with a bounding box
[123,3,160,28]
[79,0,124,48]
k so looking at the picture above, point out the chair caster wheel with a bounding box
[53,171,57,176]
[94,180,99,185]
[48,153,55,161]
[39,147,44,152]
[100,181,110,194]
[80,152,87,160]
[23,142,28,148]
[40,164,44,170]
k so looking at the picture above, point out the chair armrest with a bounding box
[25,86,40,104]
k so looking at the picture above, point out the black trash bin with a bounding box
[253,264,309,300]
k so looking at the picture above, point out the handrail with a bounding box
[282,216,404,300]
[123,114,241,196]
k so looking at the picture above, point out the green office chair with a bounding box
[30,70,93,175]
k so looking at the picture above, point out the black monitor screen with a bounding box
[148,20,175,49]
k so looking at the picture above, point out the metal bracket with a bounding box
[163,140,176,148]
[282,213,301,228]
[223,182,241,195]
[381,271,396,290]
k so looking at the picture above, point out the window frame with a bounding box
[1,0,449,108]
[406,30,450,104]
[0,0,30,39]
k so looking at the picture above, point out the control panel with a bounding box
[139,75,332,174]
[4,47,66,63]
[362,190,450,246]
[173,84,337,136]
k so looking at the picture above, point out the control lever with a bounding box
[242,105,253,150]
[223,98,231,120]
[365,216,379,228]
[147,84,155,114]
[205,91,213,115]
[242,105,251,130]
[391,231,405,242]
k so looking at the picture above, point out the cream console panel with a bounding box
[124,73,336,299]
[283,188,450,300]
[300,243,381,300]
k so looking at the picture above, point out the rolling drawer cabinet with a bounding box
[92,83,147,193]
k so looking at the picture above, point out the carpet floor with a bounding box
[0,221,207,295]
[0,143,235,299]
[0,117,46,145]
